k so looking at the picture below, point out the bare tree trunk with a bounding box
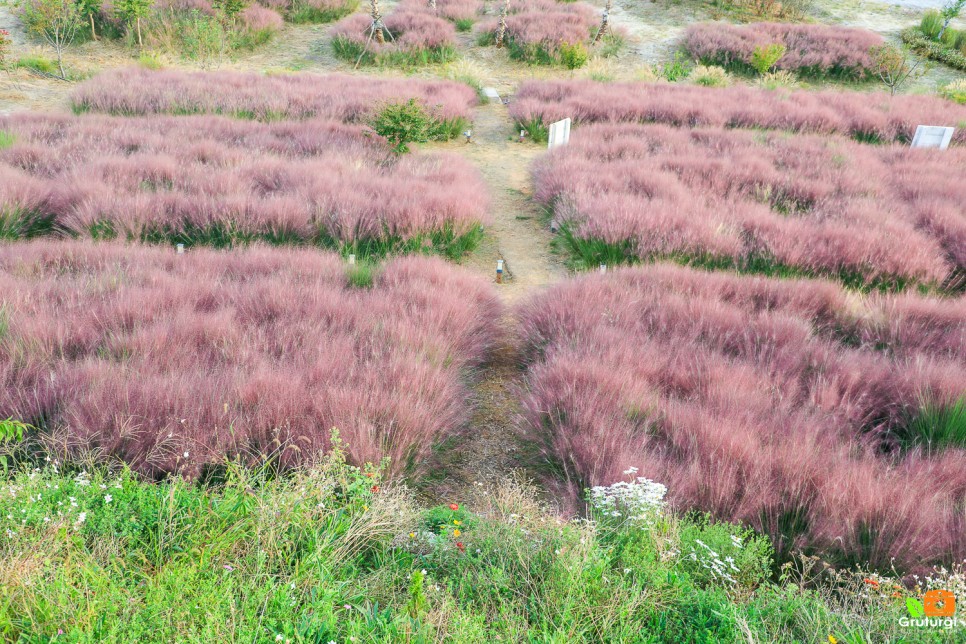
[136,16,142,47]
[495,0,509,48]
[369,0,385,43]
[593,0,611,44]
[90,13,97,40]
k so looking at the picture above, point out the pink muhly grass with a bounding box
[0,240,502,480]
[331,9,457,54]
[532,123,965,289]
[0,113,490,248]
[477,0,598,49]
[509,79,966,145]
[398,0,482,23]
[517,264,966,572]
[684,22,883,79]
[239,5,285,33]
[71,67,477,123]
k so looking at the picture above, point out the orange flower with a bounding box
[864,578,880,587]
[449,503,459,511]
[453,529,461,537]
[371,485,380,493]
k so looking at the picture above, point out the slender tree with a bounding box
[869,44,921,96]
[20,0,81,79]
[938,0,966,40]
[114,0,152,48]
[76,0,101,40]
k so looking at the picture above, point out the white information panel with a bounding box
[911,125,954,150]
[547,117,572,149]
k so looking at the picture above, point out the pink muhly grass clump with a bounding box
[0,240,502,480]
[509,80,966,145]
[331,9,457,55]
[0,113,490,250]
[684,22,883,78]
[397,0,482,24]
[532,122,965,289]
[239,5,285,34]
[477,0,598,50]
[71,67,477,123]
[517,264,966,572]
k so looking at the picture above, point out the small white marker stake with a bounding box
[496,259,504,284]
[599,264,607,274]
[176,243,184,254]
[348,254,356,265]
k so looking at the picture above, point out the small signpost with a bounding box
[483,87,501,102]
[547,118,572,150]
[348,254,356,265]
[911,126,954,150]
[496,259,504,284]
[176,243,184,255]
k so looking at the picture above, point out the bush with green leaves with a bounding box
[369,98,466,153]
[941,78,966,103]
[905,23,966,70]
[661,50,693,81]
[689,64,732,87]
[750,42,786,75]
[559,41,588,69]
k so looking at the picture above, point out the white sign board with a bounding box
[483,87,501,102]
[547,117,571,149]
[911,125,954,150]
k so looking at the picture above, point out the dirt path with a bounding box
[419,99,568,505]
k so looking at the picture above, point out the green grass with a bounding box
[902,396,966,453]
[81,218,485,260]
[12,55,58,75]
[0,131,15,150]
[332,36,458,68]
[902,26,966,72]
[345,258,376,288]
[0,437,939,643]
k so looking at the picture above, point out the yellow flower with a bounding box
[409,532,416,539]
[453,520,461,526]
[362,505,368,511]
[828,636,837,644]
[453,529,461,537]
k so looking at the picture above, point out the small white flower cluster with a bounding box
[689,538,741,587]
[589,469,667,525]
[916,560,966,606]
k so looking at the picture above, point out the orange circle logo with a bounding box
[923,589,956,618]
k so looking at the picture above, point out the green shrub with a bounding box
[178,10,230,65]
[751,42,786,75]
[137,50,164,68]
[289,0,358,23]
[454,17,473,31]
[902,25,966,71]
[661,50,693,81]
[0,131,15,150]
[941,78,966,103]
[559,41,588,69]
[368,98,464,153]
[689,64,732,87]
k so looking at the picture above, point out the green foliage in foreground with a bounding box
[0,443,948,643]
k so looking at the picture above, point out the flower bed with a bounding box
[509,80,966,145]
[684,22,883,79]
[532,123,965,291]
[518,263,966,572]
[0,113,489,256]
[0,241,501,479]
